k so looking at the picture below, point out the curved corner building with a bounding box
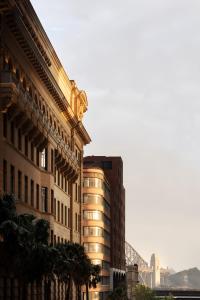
[83,167,111,300]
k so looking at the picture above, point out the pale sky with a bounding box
[31,0,200,272]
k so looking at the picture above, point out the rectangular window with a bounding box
[68,208,71,228]
[75,183,78,201]
[51,189,54,214]
[3,160,7,192]
[75,213,78,231]
[54,198,56,218]
[57,201,60,222]
[10,122,15,144]
[61,175,64,190]
[41,187,48,212]
[65,206,67,226]
[18,170,22,200]
[31,179,34,207]
[3,114,7,138]
[78,214,81,233]
[51,149,54,173]
[36,184,39,210]
[36,149,40,166]
[58,171,60,186]
[31,143,34,162]
[18,129,22,151]
[10,165,15,194]
[65,177,68,193]
[41,148,48,170]
[25,136,28,157]
[24,175,28,203]
[61,203,63,224]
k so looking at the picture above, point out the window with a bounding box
[25,136,28,157]
[83,178,103,188]
[57,201,60,222]
[54,198,56,217]
[18,129,22,150]
[61,175,63,190]
[68,208,71,228]
[64,206,67,226]
[51,149,54,173]
[10,165,15,194]
[102,161,112,169]
[78,214,81,233]
[31,143,34,162]
[3,114,7,138]
[31,179,34,207]
[10,122,15,144]
[41,187,48,212]
[75,213,78,231]
[36,184,39,209]
[51,190,54,214]
[83,210,102,221]
[83,226,104,237]
[24,175,28,203]
[36,149,40,166]
[65,177,68,193]
[3,160,7,192]
[61,203,63,224]
[84,243,103,253]
[41,148,47,170]
[18,170,22,200]
[101,276,110,286]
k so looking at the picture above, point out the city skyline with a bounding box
[31,0,200,272]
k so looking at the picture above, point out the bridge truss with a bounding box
[125,241,151,285]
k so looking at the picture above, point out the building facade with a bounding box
[0,0,90,247]
[83,167,111,300]
[83,157,126,288]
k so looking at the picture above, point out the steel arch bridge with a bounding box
[125,241,151,285]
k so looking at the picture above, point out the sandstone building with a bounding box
[0,0,90,249]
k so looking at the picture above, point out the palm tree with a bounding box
[0,194,55,300]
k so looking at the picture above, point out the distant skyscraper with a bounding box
[150,254,160,288]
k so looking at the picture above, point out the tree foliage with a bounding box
[0,194,101,299]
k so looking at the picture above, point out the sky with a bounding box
[31,0,200,272]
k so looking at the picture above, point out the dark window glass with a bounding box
[65,206,67,226]
[51,190,54,214]
[3,160,7,192]
[10,122,15,144]
[68,208,71,228]
[18,129,22,150]
[36,184,39,209]
[51,149,54,173]
[25,136,28,157]
[3,114,7,138]
[61,204,63,224]
[41,187,48,212]
[36,149,40,166]
[31,179,34,207]
[54,198,56,217]
[18,170,22,200]
[57,201,60,222]
[31,143,34,162]
[24,175,28,203]
[10,165,15,194]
